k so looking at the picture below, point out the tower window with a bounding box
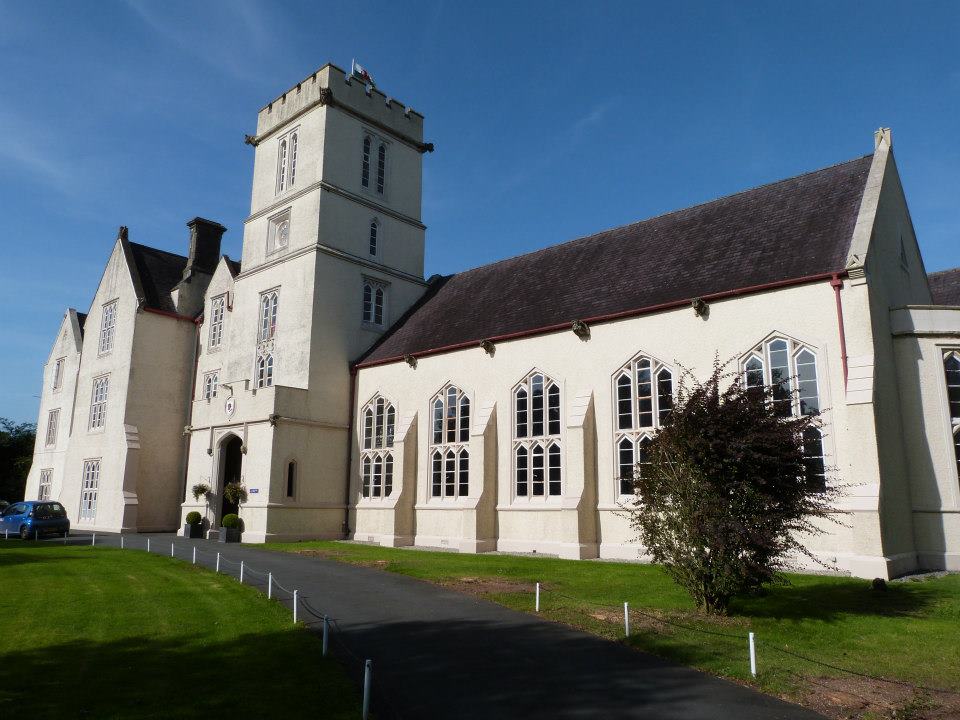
[361,135,371,188]
[259,291,279,341]
[286,461,297,498]
[256,354,274,388]
[276,128,299,194]
[377,142,386,194]
[203,371,219,400]
[368,219,379,257]
[362,279,387,327]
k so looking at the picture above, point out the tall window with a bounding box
[259,291,279,341]
[360,396,395,499]
[368,219,379,257]
[376,142,386,194]
[89,375,109,430]
[203,371,219,400]
[361,135,371,188]
[98,301,117,354]
[276,129,298,193]
[430,385,470,498]
[209,295,225,349]
[45,409,59,447]
[513,371,562,498]
[52,357,65,391]
[743,336,826,488]
[38,469,53,501]
[944,351,960,479]
[256,355,274,388]
[79,459,100,521]
[362,279,386,326]
[613,354,673,496]
[286,461,296,498]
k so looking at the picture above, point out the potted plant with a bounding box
[219,513,243,543]
[191,483,210,502]
[183,511,203,539]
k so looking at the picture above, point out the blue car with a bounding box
[0,500,71,539]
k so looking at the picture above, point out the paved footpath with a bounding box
[59,532,824,720]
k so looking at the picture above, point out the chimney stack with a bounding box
[183,217,226,278]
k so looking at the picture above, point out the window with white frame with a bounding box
[360,133,387,196]
[267,210,291,254]
[362,279,386,326]
[52,357,65,391]
[360,396,395,499]
[98,301,117,354]
[256,354,274,388]
[203,371,219,400]
[89,375,109,430]
[944,351,960,479]
[38,469,53,501]
[613,354,674,496]
[743,336,825,488]
[368,219,380,257]
[259,290,279,341]
[513,371,562,498]
[613,354,674,495]
[45,409,59,447]
[79,459,100,521]
[276,128,299,194]
[429,385,470,499]
[209,295,225,349]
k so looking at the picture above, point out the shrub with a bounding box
[185,511,202,526]
[221,514,241,530]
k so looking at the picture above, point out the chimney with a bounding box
[183,217,226,278]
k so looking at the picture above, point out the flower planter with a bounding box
[183,523,204,539]
[219,527,242,543]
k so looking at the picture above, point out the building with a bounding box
[25,64,960,579]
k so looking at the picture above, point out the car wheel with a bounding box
[20,526,30,540]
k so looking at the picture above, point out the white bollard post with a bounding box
[293,590,298,624]
[147,537,151,553]
[170,542,174,558]
[240,560,245,583]
[4,529,7,540]
[216,552,221,573]
[624,602,630,637]
[268,572,273,599]
[535,582,540,612]
[322,616,329,656]
[362,659,373,720]
[121,536,124,549]
[35,529,39,541]
[192,547,196,565]
[92,533,96,547]
[748,632,757,678]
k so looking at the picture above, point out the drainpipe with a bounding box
[181,319,201,505]
[831,274,849,387]
[342,366,357,537]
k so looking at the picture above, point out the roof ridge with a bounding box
[128,240,188,262]
[928,266,960,277]
[446,153,874,280]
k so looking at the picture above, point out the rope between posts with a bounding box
[244,567,269,578]
[272,578,296,596]
[299,597,328,621]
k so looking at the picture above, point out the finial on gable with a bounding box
[118,226,129,242]
[874,127,892,150]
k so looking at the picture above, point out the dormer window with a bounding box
[276,128,299,194]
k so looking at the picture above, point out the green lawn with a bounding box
[266,540,960,716]
[0,542,360,719]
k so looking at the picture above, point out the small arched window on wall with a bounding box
[742,336,825,488]
[286,461,296,498]
[613,353,674,496]
[361,135,371,188]
[513,371,562,499]
[276,129,298,194]
[368,219,380,257]
[360,396,395,499]
[362,279,386,327]
[429,385,470,499]
[943,351,960,480]
[256,354,273,388]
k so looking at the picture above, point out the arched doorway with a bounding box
[219,434,243,521]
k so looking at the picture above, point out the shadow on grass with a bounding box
[0,630,357,720]
[729,578,941,621]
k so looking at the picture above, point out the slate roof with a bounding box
[360,154,875,366]
[127,242,189,314]
[928,268,960,306]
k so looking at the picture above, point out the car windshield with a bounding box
[33,503,66,519]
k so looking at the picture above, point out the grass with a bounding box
[266,540,960,715]
[0,541,360,719]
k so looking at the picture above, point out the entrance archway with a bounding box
[219,434,243,521]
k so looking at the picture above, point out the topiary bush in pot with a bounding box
[182,510,204,539]
[219,513,243,543]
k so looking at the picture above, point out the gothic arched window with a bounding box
[361,135,371,188]
[429,385,470,499]
[256,354,273,388]
[360,395,395,499]
[259,291,279,341]
[362,279,387,327]
[368,219,379,257]
[741,337,821,417]
[513,371,562,498]
[944,351,960,480]
[377,142,386,194]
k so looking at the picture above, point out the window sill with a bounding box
[361,321,385,332]
[496,502,565,511]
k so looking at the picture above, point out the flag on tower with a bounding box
[351,59,375,86]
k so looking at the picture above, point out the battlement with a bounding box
[255,63,424,145]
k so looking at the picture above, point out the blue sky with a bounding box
[1,0,958,423]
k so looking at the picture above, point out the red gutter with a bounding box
[143,306,197,323]
[831,274,849,386]
[356,270,849,370]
